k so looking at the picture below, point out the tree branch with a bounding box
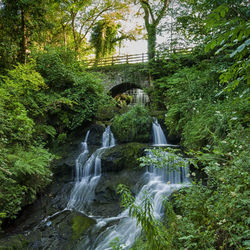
[140,1,150,30]
[155,0,170,26]
[140,0,155,24]
[82,5,114,39]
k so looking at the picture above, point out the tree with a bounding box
[90,17,135,65]
[177,0,249,89]
[0,0,51,64]
[136,0,171,60]
[57,0,130,57]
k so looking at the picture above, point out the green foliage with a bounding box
[0,49,107,228]
[119,135,249,249]
[112,105,152,143]
[117,184,135,208]
[117,184,160,249]
[117,184,178,250]
[0,57,101,227]
[114,93,133,107]
[34,47,78,90]
[95,95,118,121]
[176,0,249,92]
[204,1,250,91]
[170,127,249,249]
[157,58,249,151]
[0,63,45,146]
[132,6,249,244]
[142,37,249,249]
[34,48,106,131]
[0,0,52,66]
[0,146,54,223]
[139,148,187,170]
[0,63,56,227]
[63,71,105,129]
[90,19,122,61]
[110,237,124,250]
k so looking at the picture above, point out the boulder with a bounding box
[101,142,148,172]
[87,124,105,147]
[0,210,96,250]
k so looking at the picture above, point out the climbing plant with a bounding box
[90,18,127,65]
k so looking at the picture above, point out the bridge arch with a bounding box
[109,82,142,97]
[109,82,150,105]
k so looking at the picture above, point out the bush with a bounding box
[112,105,152,143]
[33,48,106,132]
[0,64,55,228]
[138,50,250,249]
[0,147,54,221]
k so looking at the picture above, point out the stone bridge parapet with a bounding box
[90,64,151,96]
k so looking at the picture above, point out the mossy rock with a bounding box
[72,214,95,240]
[101,142,148,172]
[0,234,29,249]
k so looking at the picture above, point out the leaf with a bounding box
[243,240,250,246]
[215,47,224,55]
[244,39,250,46]
[237,43,246,53]
[210,40,217,50]
[230,49,238,58]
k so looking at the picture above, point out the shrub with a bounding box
[0,63,55,228]
[112,105,152,143]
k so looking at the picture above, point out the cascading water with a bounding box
[89,119,189,250]
[75,130,90,182]
[125,88,150,105]
[67,126,115,212]
[152,118,168,146]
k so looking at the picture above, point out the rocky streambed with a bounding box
[0,125,148,249]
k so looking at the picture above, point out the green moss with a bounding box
[101,142,148,172]
[0,235,29,250]
[72,215,95,240]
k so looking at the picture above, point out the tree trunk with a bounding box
[71,12,79,56]
[21,9,28,64]
[62,25,67,48]
[147,25,156,61]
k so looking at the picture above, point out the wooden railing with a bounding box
[85,53,148,67]
[84,47,192,67]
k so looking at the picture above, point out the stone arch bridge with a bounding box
[86,49,191,96]
[87,54,151,97]
[90,64,151,97]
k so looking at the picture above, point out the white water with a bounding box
[152,118,168,146]
[67,126,115,212]
[90,121,189,250]
[125,88,150,105]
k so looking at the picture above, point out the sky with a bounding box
[115,0,178,55]
[119,40,147,55]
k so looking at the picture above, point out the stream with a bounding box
[0,120,189,249]
[82,120,189,250]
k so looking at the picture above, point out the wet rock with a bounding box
[89,169,145,217]
[101,142,148,172]
[0,126,151,249]
[87,124,105,147]
[0,234,29,249]
[52,124,105,183]
[72,213,96,240]
[0,210,96,250]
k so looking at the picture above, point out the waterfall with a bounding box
[67,126,115,212]
[125,88,150,105]
[152,118,168,146]
[75,130,90,182]
[90,121,189,250]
